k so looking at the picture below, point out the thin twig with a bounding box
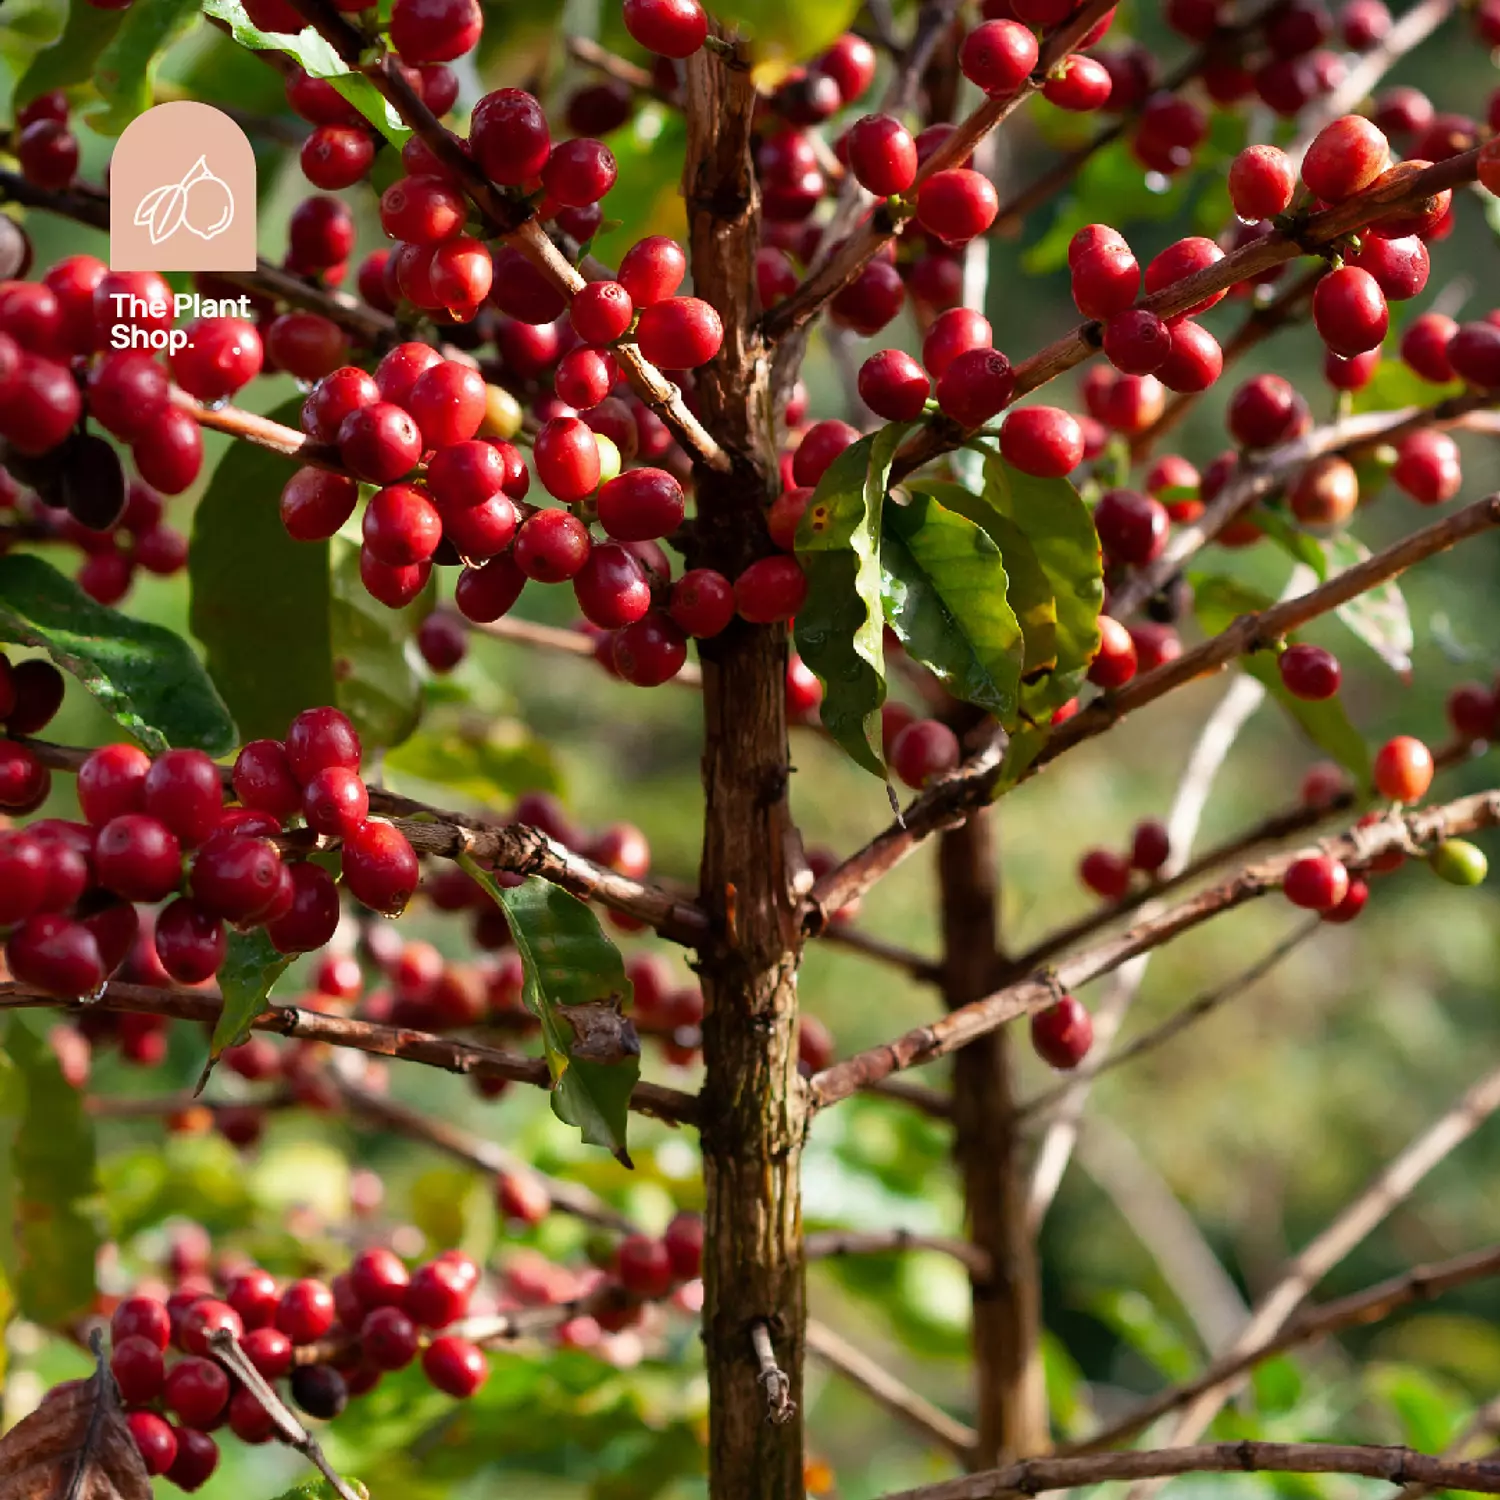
[0,980,700,1124]
[206,1329,361,1500]
[806,1318,977,1461]
[1078,1243,1500,1455]
[1017,919,1320,1121]
[808,491,1500,927]
[806,1228,990,1279]
[334,1075,638,1232]
[871,1440,1500,1500]
[566,36,656,91]
[751,1320,797,1425]
[475,615,704,687]
[816,924,943,982]
[1393,1392,1500,1500]
[808,788,1500,1108]
[863,1076,955,1118]
[1121,1061,1500,1493]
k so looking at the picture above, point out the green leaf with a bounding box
[85,0,201,135]
[0,553,235,754]
[1350,354,1463,414]
[269,1480,370,1500]
[910,479,1059,678]
[461,867,638,1162]
[880,490,1022,722]
[590,109,689,268]
[794,423,910,777]
[1254,506,1328,580]
[384,719,562,801]
[1323,533,1414,676]
[1195,575,1371,782]
[992,721,1051,797]
[713,0,859,63]
[204,927,293,1074]
[189,400,337,743]
[14,0,123,107]
[329,537,431,753]
[0,1014,101,1327]
[983,454,1103,718]
[203,0,411,144]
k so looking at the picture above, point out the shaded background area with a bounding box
[3,0,1500,1494]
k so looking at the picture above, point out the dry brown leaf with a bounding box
[556,999,642,1065]
[0,1356,152,1500]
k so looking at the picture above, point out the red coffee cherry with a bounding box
[916,169,999,245]
[1448,321,1500,390]
[1157,319,1223,392]
[350,1247,411,1311]
[1401,311,1458,383]
[1392,427,1461,504]
[793,419,860,486]
[846,114,918,196]
[339,402,422,483]
[1372,734,1434,802]
[1283,853,1351,910]
[617,236,687,308]
[936,347,1015,429]
[231,739,302,820]
[153,898,227,984]
[406,1256,475,1328]
[342,820,420,914]
[171,317,262,401]
[1226,373,1303,448]
[1079,847,1131,900]
[165,1428,219,1493]
[132,406,204,496]
[922,306,992,379]
[616,1234,675,1298]
[1290,454,1359,527]
[999,406,1084,478]
[5,914,106,997]
[388,0,482,62]
[190,834,284,922]
[543,138,618,207]
[1044,54,1114,111]
[512,508,592,583]
[960,19,1039,95]
[422,1334,489,1397]
[1071,243,1141,321]
[1352,234,1429,302]
[1447,682,1495,741]
[612,611,689,686]
[1302,114,1390,202]
[1228,144,1296,220]
[275,1279,336,1345]
[363,483,443,566]
[1278,642,1341,700]
[127,1412,178,1476]
[113,1295,172,1351]
[571,280,634,345]
[890,718,960,789]
[361,1306,421,1370]
[1312,265,1388,357]
[266,860,341,954]
[408,360,487,448]
[669,569,736,638]
[1143,236,1226,318]
[1093,488,1168,566]
[734,556,807,624]
[634,297,723,368]
[1031,995,1093,1069]
[281,468,359,543]
[622,0,708,56]
[111,1335,166,1405]
[857,348,930,421]
[286,705,362,784]
[1103,309,1171,374]
[1088,615,1137,688]
[455,554,526,622]
[93,814,181,903]
[574,542,652,628]
[663,1211,703,1280]
[164,1358,230,1429]
[78,743,151,827]
[1130,818,1171,873]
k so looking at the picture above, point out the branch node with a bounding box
[750,1320,797,1425]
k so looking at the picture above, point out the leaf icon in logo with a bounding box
[131,157,235,246]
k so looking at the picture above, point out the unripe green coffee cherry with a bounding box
[479,383,523,440]
[1428,838,1487,886]
[595,433,622,489]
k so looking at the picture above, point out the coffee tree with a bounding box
[2,0,1500,1492]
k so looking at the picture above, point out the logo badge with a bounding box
[108,102,257,272]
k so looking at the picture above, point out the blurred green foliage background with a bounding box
[4,0,1500,1495]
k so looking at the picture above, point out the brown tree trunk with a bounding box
[697,611,807,1500]
[938,812,1049,1466]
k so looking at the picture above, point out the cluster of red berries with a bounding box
[88,1207,705,1486]
[1077,818,1172,902]
[10,88,80,194]
[0,706,421,1001]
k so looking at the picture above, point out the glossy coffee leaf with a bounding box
[0,553,235,754]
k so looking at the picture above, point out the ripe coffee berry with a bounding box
[423,1334,489,1397]
[937,347,1015,429]
[1079,847,1131,900]
[1000,406,1084,478]
[846,115,918,196]
[190,834,283,921]
[961,19,1039,95]
[242,1327,294,1381]
[1031,996,1093,1069]
[154,898,227,984]
[1227,373,1302,448]
[617,1235,675,1298]
[1070,243,1141,322]
[94,814,181,903]
[891,719,960,789]
[1283,853,1351,910]
[543,138,618,206]
[1313,265,1388,357]
[1103,309,1171,374]
[363,484,443,566]
[574,543,652,628]
[1447,682,1495,741]
[1131,819,1172,873]
[170,318,263,401]
[408,361,487,448]
[111,1335,166,1405]
[735,556,808,624]
[1157,319,1223,392]
[302,765,370,838]
[596,466,685,541]
[226,1268,280,1331]
[916,169,999,245]
[78,743,151,826]
[622,0,708,56]
[406,1257,474,1328]
[1044,55,1114,111]
[1228,144,1296,220]
[232,740,302,819]
[389,0,482,62]
[290,1364,350,1421]
[571,280,633,345]
[1278,642,1341,700]
[535,417,603,502]
[301,124,376,189]
[612,611,689,686]
[276,1279,336,1345]
[1302,114,1390,202]
[1373,735,1434,802]
[664,1212,704,1280]
[287,706,361,784]
[1392,428,1461,504]
[1144,237,1226,319]
[1088,615,1137,688]
[164,1357,230,1428]
[514,509,592,582]
[1094,488,1168,566]
[114,1296,172,1351]
[1448,322,1500,390]
[128,1412,178,1475]
[143,749,223,849]
[339,402,423,483]
[617,236,687,308]
[166,1428,220,1493]
[635,297,723,368]
[342,820,420,914]
[1352,234,1429,301]
[670,569,736,638]
[857,348,930,420]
